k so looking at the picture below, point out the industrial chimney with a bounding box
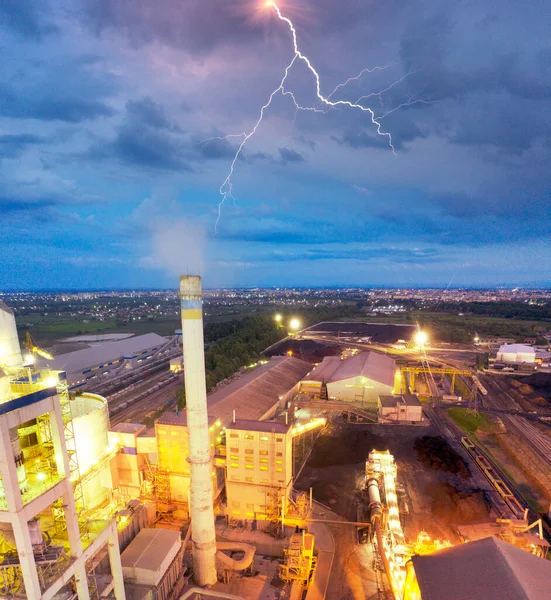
[180,276,217,586]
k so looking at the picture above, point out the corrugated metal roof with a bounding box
[227,419,290,434]
[208,356,312,424]
[498,344,535,354]
[302,356,341,383]
[412,536,551,600]
[303,352,395,388]
[36,333,168,374]
[121,528,180,571]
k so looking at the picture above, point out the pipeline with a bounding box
[374,519,398,600]
[215,542,255,571]
[180,588,245,600]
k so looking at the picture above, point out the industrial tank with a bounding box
[0,301,22,368]
[71,393,113,509]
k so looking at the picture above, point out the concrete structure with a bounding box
[0,370,125,599]
[179,275,217,586]
[0,301,23,368]
[378,394,423,422]
[121,528,182,586]
[405,536,551,600]
[226,420,293,524]
[497,344,536,364]
[155,412,224,511]
[37,333,170,387]
[300,351,397,407]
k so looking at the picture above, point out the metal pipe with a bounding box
[180,276,217,586]
[180,588,245,600]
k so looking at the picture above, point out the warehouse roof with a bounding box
[121,528,180,572]
[36,333,168,374]
[498,344,535,355]
[304,351,395,388]
[208,355,312,424]
[227,419,290,434]
[380,394,421,407]
[156,412,217,427]
[412,536,551,600]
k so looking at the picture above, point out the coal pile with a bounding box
[414,436,470,478]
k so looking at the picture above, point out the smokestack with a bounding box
[180,276,217,586]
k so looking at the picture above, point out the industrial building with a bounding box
[497,343,536,364]
[404,536,551,600]
[36,333,174,387]
[0,302,127,599]
[299,351,398,408]
[378,394,424,422]
[225,420,293,524]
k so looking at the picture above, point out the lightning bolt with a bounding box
[215,1,405,232]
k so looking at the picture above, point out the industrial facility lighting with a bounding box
[274,314,283,323]
[37,473,46,482]
[414,331,428,348]
[24,353,35,365]
[45,375,58,388]
[289,318,301,331]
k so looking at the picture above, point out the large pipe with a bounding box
[180,276,217,586]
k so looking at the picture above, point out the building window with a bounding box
[260,479,268,483]
[246,477,254,482]
[245,464,254,470]
[245,457,254,463]
[246,512,254,518]
[259,450,268,456]
[260,466,268,471]
[232,510,241,516]
[230,433,239,438]
[232,501,240,508]
[276,452,282,457]
[246,503,254,510]
[245,449,254,455]
[230,462,239,468]
[276,437,283,442]
[231,476,240,481]
[278,480,284,484]
[259,458,268,464]
[276,467,283,472]
[276,460,283,465]
[259,435,269,441]
[230,447,239,453]
[230,455,239,460]
[244,434,254,440]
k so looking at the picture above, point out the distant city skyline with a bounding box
[1,0,550,290]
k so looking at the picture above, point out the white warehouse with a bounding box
[299,351,397,408]
[497,344,536,364]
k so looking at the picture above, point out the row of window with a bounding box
[229,447,283,457]
[229,476,285,484]
[228,433,284,442]
[229,463,283,472]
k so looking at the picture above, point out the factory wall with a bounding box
[225,423,293,524]
[327,376,394,407]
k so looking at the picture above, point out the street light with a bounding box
[289,318,301,332]
[414,331,428,348]
[274,314,282,323]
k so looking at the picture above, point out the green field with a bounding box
[447,407,495,435]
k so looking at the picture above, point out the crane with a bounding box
[24,331,54,360]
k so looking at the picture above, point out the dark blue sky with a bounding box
[1,0,550,290]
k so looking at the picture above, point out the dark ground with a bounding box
[304,321,417,343]
[295,420,490,540]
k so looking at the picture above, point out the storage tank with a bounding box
[0,301,22,368]
[71,393,113,509]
